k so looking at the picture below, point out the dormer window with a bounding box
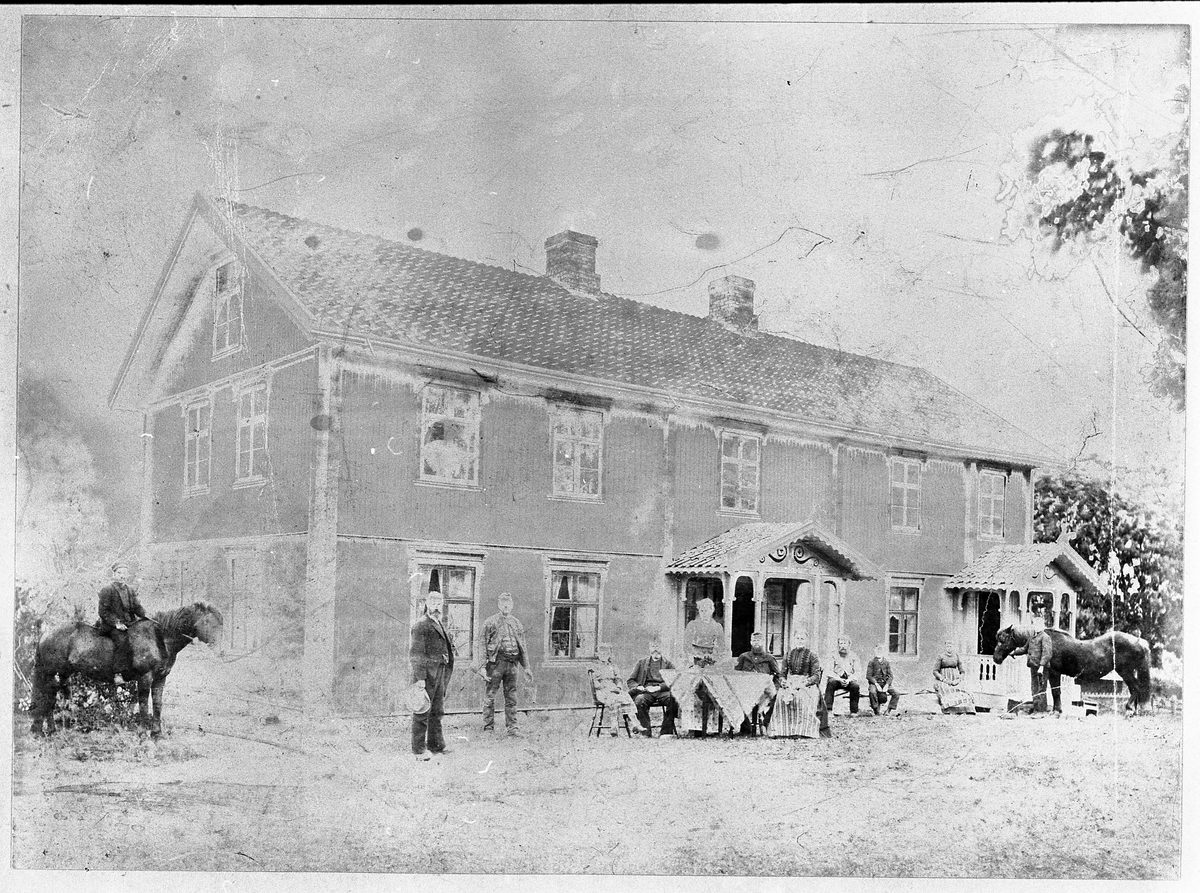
[212,261,244,359]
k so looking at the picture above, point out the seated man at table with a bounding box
[626,638,678,737]
[735,631,781,733]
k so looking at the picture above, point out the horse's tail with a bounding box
[28,647,57,719]
[1135,638,1154,707]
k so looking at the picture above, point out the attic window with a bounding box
[212,261,244,360]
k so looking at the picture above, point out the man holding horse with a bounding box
[96,561,150,685]
[1022,615,1054,714]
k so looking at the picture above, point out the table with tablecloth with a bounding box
[661,667,777,734]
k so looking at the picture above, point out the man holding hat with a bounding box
[410,589,455,760]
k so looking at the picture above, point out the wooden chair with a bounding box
[587,669,633,738]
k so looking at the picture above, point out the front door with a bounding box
[731,576,755,657]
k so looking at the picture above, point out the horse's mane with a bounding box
[153,601,223,636]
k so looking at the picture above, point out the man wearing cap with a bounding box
[866,644,901,716]
[410,589,455,760]
[96,561,149,685]
[1021,614,1055,715]
[475,592,534,736]
[627,638,678,737]
[824,635,862,715]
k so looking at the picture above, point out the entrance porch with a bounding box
[665,520,880,663]
[946,532,1106,714]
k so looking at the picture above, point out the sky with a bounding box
[13,8,1191,529]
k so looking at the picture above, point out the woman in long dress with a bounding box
[591,644,635,734]
[933,640,976,715]
[768,629,824,738]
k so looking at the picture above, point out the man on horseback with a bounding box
[96,561,149,685]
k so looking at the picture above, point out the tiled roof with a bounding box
[215,198,1052,464]
[945,543,1105,598]
[665,520,879,579]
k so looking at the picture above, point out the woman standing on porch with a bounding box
[932,639,976,715]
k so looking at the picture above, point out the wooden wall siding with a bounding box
[164,273,311,397]
[330,537,666,714]
[837,448,889,562]
[149,355,316,543]
[335,371,667,555]
[669,424,726,556]
[759,439,835,524]
[882,458,969,574]
[141,537,308,698]
[332,539,409,714]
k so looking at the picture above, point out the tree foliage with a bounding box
[17,375,123,620]
[1015,90,1189,410]
[1034,471,1182,656]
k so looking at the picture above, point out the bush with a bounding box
[55,677,143,731]
[13,585,44,712]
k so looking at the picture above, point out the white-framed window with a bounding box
[234,381,270,483]
[545,559,607,661]
[410,556,482,662]
[212,260,244,359]
[979,470,1007,538]
[226,550,264,653]
[551,406,603,498]
[888,581,921,655]
[889,457,921,531]
[719,431,760,513]
[419,385,481,486]
[183,398,212,495]
[1027,591,1054,627]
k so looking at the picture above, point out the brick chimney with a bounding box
[708,274,758,331]
[545,230,600,295]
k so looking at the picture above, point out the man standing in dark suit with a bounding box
[96,561,149,685]
[410,589,455,760]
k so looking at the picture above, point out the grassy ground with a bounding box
[9,656,1183,880]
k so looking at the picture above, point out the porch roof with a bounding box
[665,520,880,580]
[944,539,1105,599]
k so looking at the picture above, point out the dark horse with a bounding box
[993,625,1152,715]
[28,602,223,738]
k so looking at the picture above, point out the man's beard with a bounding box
[429,609,442,620]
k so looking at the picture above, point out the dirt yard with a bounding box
[9,653,1183,880]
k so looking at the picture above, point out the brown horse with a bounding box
[993,625,1152,715]
[28,602,223,738]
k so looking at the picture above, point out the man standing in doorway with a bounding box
[410,589,454,760]
[476,592,534,737]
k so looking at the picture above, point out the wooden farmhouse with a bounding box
[111,192,1099,714]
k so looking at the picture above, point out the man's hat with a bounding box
[405,682,431,715]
